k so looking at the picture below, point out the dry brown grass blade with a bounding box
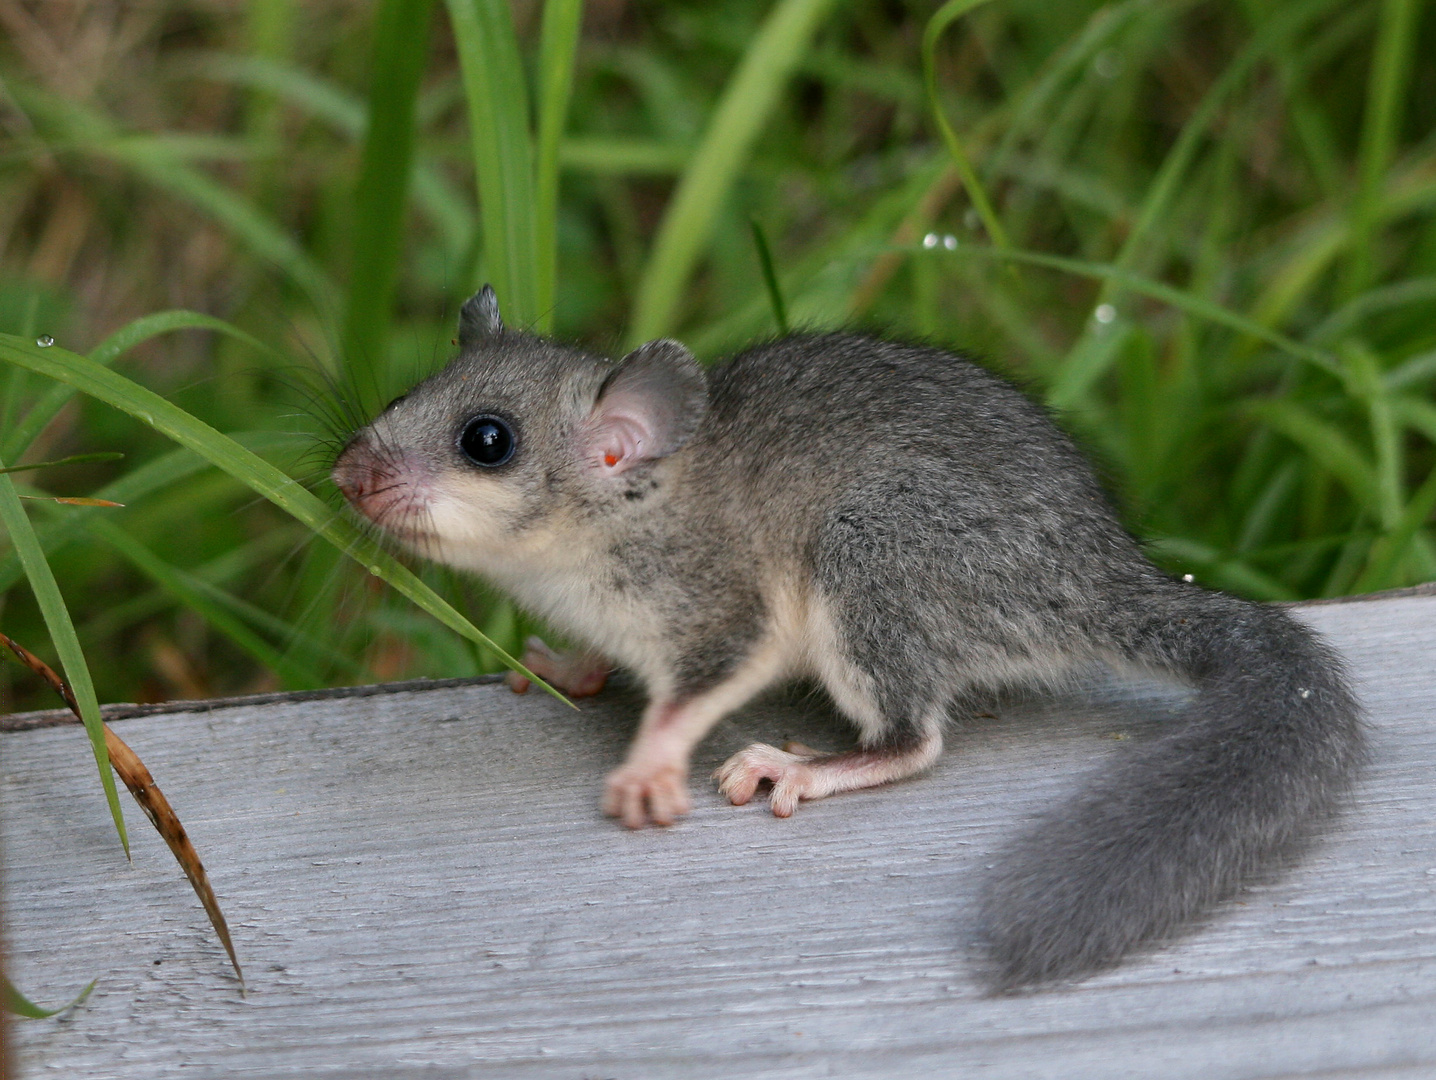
[0,629,244,990]
[17,496,125,507]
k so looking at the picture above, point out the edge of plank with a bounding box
[4,581,1433,732]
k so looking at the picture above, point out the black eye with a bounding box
[458,414,515,467]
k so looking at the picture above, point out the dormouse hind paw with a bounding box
[716,734,943,818]
[714,743,823,818]
[505,636,609,697]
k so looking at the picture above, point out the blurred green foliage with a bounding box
[1,0,1434,716]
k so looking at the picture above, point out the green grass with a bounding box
[1,0,1434,722]
[340,0,438,401]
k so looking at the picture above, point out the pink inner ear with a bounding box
[586,407,653,475]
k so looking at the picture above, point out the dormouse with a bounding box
[333,286,1363,989]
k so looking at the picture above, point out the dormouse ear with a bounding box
[585,339,707,475]
[458,285,504,346]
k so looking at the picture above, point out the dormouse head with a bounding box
[332,286,708,571]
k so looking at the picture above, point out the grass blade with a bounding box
[1345,0,1421,298]
[1391,395,1436,444]
[0,435,296,595]
[191,52,363,132]
[241,0,299,208]
[21,496,124,507]
[1342,342,1402,529]
[1352,464,1436,592]
[89,517,323,689]
[0,461,128,855]
[3,310,278,462]
[559,137,689,175]
[911,240,1343,378]
[627,0,841,345]
[103,723,244,987]
[1046,321,1132,411]
[748,218,790,335]
[340,0,437,403]
[534,0,584,332]
[1312,277,1436,344]
[0,452,124,475]
[921,0,1011,254]
[0,630,244,987]
[446,0,539,327]
[1249,399,1379,517]
[2,975,95,1019]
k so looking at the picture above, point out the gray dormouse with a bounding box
[332,285,1364,990]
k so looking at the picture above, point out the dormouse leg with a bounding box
[714,595,948,817]
[715,727,943,817]
[714,553,956,817]
[505,636,610,697]
[604,647,790,829]
[602,698,711,829]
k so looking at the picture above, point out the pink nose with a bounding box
[331,436,430,532]
[332,439,379,512]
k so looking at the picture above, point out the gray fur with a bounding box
[334,301,1365,991]
[458,284,504,346]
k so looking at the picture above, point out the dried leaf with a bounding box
[101,725,243,988]
[0,630,243,989]
[17,496,125,507]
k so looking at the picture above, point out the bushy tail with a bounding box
[978,587,1365,990]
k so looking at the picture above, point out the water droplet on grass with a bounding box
[36,335,54,347]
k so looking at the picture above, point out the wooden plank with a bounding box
[4,596,1436,1078]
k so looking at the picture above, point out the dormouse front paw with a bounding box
[602,760,692,829]
[505,636,609,697]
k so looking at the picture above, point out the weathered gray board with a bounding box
[3,594,1435,1079]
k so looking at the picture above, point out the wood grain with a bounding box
[4,597,1435,1078]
